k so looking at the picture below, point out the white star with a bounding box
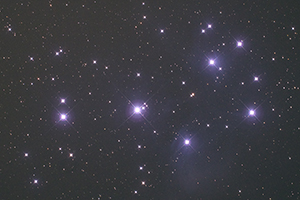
[182,81,185,85]
[134,190,138,194]
[202,29,205,33]
[141,181,145,185]
[208,24,212,28]
[137,73,140,77]
[249,109,255,116]
[160,29,164,33]
[55,52,59,56]
[61,99,65,103]
[69,153,73,157]
[60,114,67,121]
[209,59,215,65]
[93,60,97,64]
[25,153,28,157]
[138,145,141,149]
[237,41,243,47]
[30,57,34,61]
[254,76,259,81]
[139,166,143,170]
[143,16,146,19]
[8,27,12,31]
[134,107,141,114]
[34,180,38,184]
[184,139,190,145]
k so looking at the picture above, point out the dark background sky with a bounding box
[1,0,299,199]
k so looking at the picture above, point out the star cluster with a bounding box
[1,1,299,199]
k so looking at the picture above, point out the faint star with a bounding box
[142,181,145,185]
[55,52,59,56]
[143,16,146,19]
[137,73,140,77]
[139,166,143,170]
[225,125,228,128]
[202,29,205,33]
[93,60,97,64]
[69,153,73,157]
[138,145,141,149]
[30,57,34,61]
[8,27,12,31]
[59,49,63,52]
[134,190,138,194]
[34,180,38,184]
[182,81,185,85]
[218,67,222,71]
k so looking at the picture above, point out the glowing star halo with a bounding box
[184,139,190,145]
[209,59,215,65]
[134,107,141,114]
[237,41,243,47]
[249,109,255,116]
[60,114,67,121]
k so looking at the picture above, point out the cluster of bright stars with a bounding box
[23,19,264,189]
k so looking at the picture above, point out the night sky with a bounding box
[1,1,299,199]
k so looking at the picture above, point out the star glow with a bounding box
[249,109,255,116]
[60,114,67,121]
[134,107,141,114]
[237,41,243,47]
[184,139,190,145]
